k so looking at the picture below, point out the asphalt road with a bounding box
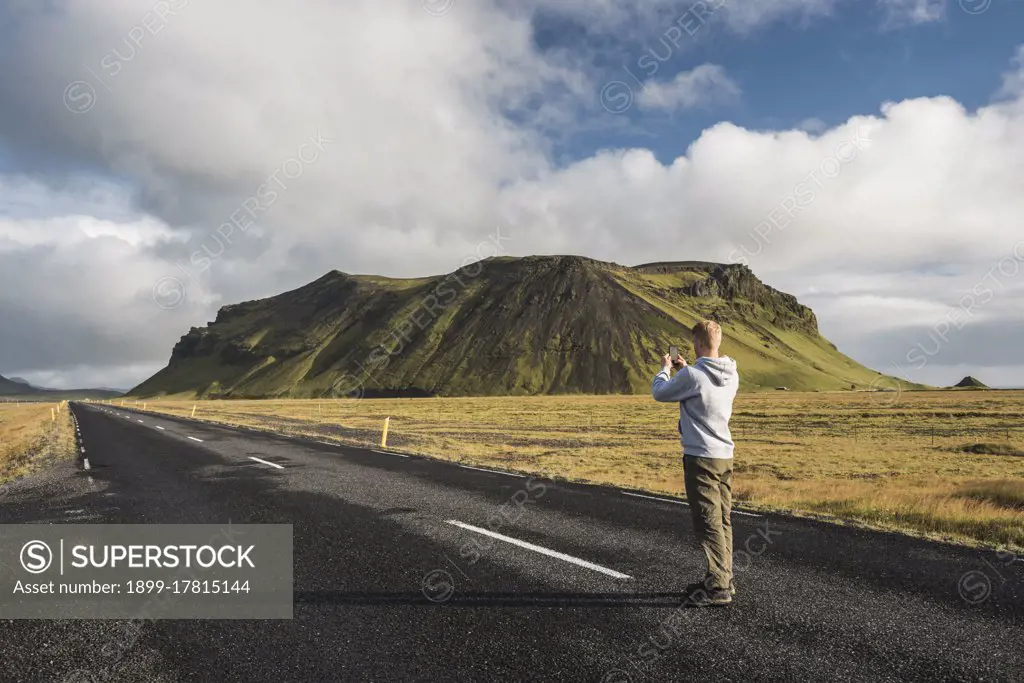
[1,402,1022,682]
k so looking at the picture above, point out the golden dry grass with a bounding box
[125,390,1024,549]
[0,401,76,483]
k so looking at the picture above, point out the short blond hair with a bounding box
[692,319,722,350]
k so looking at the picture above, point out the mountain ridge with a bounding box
[131,256,922,398]
[0,373,123,399]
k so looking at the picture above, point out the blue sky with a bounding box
[545,1,1024,164]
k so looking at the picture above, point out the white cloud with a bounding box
[636,64,741,111]
[878,0,946,27]
[0,1,1021,390]
[999,45,1024,98]
[0,180,204,384]
[797,117,828,133]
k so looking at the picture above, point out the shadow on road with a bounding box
[293,590,714,608]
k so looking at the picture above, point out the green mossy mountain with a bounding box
[131,256,914,398]
[953,376,988,388]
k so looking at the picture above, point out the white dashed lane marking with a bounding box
[446,520,632,580]
[187,436,203,442]
[248,456,284,470]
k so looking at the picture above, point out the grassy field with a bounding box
[0,401,76,485]
[123,390,1024,550]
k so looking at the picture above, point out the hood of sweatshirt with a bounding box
[694,356,737,386]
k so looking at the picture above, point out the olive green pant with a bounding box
[683,455,733,591]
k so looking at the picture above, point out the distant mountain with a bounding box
[0,374,123,400]
[0,375,30,395]
[132,256,922,399]
[3,377,67,392]
[953,376,988,389]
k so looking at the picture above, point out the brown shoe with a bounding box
[682,582,732,607]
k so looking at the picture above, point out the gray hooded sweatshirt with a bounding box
[651,356,739,459]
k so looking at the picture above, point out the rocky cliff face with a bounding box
[634,262,818,333]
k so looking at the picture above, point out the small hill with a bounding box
[953,376,988,389]
[132,256,922,399]
[0,373,123,400]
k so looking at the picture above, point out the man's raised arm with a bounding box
[652,355,698,403]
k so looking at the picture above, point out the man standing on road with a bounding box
[652,320,739,607]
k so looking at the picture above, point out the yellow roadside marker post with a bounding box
[191,404,197,418]
[381,416,391,448]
